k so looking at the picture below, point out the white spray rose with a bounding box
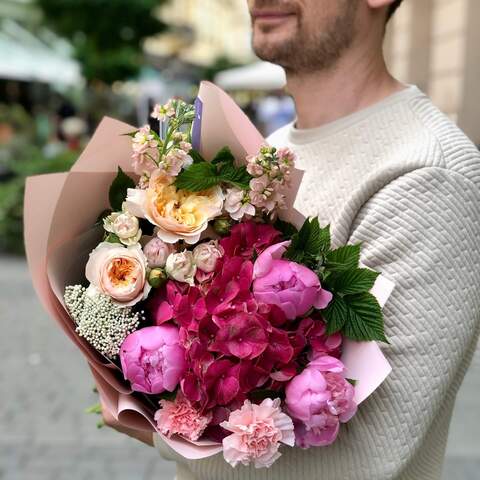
[165,250,197,286]
[193,240,224,273]
[104,211,141,245]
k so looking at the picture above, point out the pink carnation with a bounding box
[221,398,295,468]
[154,393,212,441]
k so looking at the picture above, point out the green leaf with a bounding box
[121,130,138,138]
[188,148,206,164]
[174,162,219,191]
[330,268,380,295]
[325,244,361,272]
[211,146,235,165]
[318,224,331,253]
[322,294,348,334]
[104,233,122,244]
[285,218,330,266]
[109,167,135,211]
[343,292,388,343]
[158,389,178,401]
[273,218,298,239]
[218,163,251,189]
[85,403,102,415]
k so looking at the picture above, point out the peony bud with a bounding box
[148,268,168,288]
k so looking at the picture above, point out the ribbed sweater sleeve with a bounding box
[343,166,480,479]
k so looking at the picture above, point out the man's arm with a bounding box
[344,166,480,477]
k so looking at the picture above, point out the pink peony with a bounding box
[120,325,186,394]
[221,398,295,468]
[285,356,356,448]
[252,242,333,320]
[154,393,212,441]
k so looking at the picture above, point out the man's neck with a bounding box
[286,48,404,130]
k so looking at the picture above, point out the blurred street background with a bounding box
[0,0,479,479]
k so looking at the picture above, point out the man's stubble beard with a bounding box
[252,1,358,75]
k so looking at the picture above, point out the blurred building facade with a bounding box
[386,0,480,144]
[146,0,254,66]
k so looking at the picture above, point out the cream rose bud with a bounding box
[85,242,151,307]
[104,211,141,245]
[165,250,197,286]
[143,237,174,268]
[193,240,224,273]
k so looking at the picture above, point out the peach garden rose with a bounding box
[85,242,150,307]
[125,170,224,244]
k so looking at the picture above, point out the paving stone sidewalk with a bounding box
[0,256,478,480]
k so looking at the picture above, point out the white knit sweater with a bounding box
[154,85,480,480]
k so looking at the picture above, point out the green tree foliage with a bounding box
[35,0,169,84]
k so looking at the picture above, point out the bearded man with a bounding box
[122,2,480,479]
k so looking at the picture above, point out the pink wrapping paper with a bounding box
[24,81,394,460]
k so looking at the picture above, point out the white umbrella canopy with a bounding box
[0,19,81,86]
[214,61,286,91]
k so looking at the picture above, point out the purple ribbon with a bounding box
[191,97,203,151]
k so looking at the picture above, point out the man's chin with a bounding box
[252,40,294,67]
[252,33,294,66]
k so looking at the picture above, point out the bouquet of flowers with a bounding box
[25,82,394,468]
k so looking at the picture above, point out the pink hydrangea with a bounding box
[120,325,186,394]
[253,242,333,320]
[221,398,295,468]
[219,221,281,259]
[154,393,212,441]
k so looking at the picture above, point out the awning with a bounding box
[0,19,81,86]
[214,61,286,91]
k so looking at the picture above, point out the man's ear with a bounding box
[366,0,396,8]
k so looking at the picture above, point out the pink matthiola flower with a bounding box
[120,325,186,394]
[219,221,281,259]
[221,398,295,468]
[155,393,212,442]
[285,356,356,448]
[224,188,255,221]
[132,125,158,151]
[132,150,158,176]
[151,100,175,121]
[253,242,333,320]
[209,313,269,360]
